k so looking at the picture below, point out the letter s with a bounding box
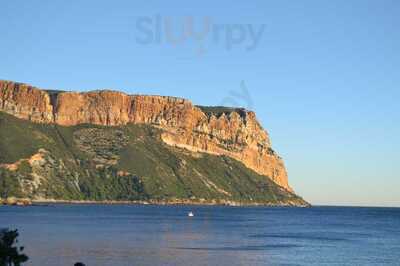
[135,17,153,44]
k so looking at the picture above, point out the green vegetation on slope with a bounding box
[0,111,307,205]
[196,106,247,118]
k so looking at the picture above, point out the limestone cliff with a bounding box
[0,80,293,192]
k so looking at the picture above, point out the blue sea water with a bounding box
[0,205,399,266]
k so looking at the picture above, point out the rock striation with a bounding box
[0,80,292,191]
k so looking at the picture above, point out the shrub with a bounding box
[0,229,28,266]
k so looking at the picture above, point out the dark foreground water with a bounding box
[0,205,399,266]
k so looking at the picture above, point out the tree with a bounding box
[0,229,28,266]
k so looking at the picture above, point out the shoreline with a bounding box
[1,198,311,207]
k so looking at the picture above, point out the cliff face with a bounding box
[0,80,292,191]
[0,81,53,123]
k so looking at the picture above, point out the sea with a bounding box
[0,205,399,266]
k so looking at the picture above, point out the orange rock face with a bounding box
[0,80,292,191]
[0,81,53,122]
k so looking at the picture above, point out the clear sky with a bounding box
[1,0,399,207]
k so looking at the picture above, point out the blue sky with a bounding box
[1,0,399,206]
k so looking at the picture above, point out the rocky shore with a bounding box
[0,197,32,206]
[22,198,310,207]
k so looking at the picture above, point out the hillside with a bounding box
[0,80,308,206]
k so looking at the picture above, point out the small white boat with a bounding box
[188,211,194,217]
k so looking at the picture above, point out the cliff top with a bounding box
[0,79,252,116]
